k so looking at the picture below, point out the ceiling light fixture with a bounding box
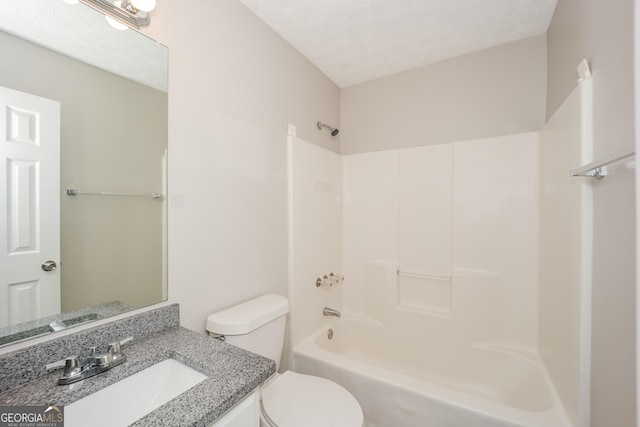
[79,0,156,30]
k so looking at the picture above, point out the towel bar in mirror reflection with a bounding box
[66,188,163,200]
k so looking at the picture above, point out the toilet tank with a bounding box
[206,294,289,370]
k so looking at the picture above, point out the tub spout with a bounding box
[323,307,341,318]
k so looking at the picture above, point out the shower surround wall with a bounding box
[288,133,560,426]
[288,132,540,348]
[538,85,592,427]
[287,136,344,348]
[343,133,540,347]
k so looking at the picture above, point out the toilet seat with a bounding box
[261,371,363,427]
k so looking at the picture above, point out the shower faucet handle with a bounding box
[329,272,344,286]
[316,273,345,288]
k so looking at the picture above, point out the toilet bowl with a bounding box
[260,371,363,427]
[205,294,363,427]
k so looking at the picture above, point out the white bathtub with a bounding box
[293,319,570,427]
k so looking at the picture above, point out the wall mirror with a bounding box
[0,0,168,346]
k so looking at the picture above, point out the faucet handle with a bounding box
[108,336,133,355]
[46,356,82,381]
[62,356,81,377]
[108,341,120,355]
[46,357,70,371]
[46,355,78,371]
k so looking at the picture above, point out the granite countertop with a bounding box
[0,326,275,427]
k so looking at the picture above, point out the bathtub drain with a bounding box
[327,329,333,340]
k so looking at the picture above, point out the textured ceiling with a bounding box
[239,0,558,88]
[0,0,167,92]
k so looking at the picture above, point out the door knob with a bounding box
[41,260,57,272]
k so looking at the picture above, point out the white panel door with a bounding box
[0,86,60,328]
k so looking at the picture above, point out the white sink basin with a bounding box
[65,358,208,427]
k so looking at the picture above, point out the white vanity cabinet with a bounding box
[208,390,260,427]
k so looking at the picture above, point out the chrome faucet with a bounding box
[46,336,133,385]
[323,307,341,318]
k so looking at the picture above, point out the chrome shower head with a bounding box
[317,121,339,137]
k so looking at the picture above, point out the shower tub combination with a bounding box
[294,318,570,427]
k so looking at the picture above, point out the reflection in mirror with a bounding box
[0,0,168,346]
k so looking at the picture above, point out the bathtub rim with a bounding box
[293,320,571,427]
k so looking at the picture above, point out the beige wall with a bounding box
[0,31,167,312]
[142,0,340,334]
[340,35,547,155]
[547,0,637,426]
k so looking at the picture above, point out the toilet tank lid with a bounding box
[206,294,289,335]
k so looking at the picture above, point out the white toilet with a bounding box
[206,294,364,427]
